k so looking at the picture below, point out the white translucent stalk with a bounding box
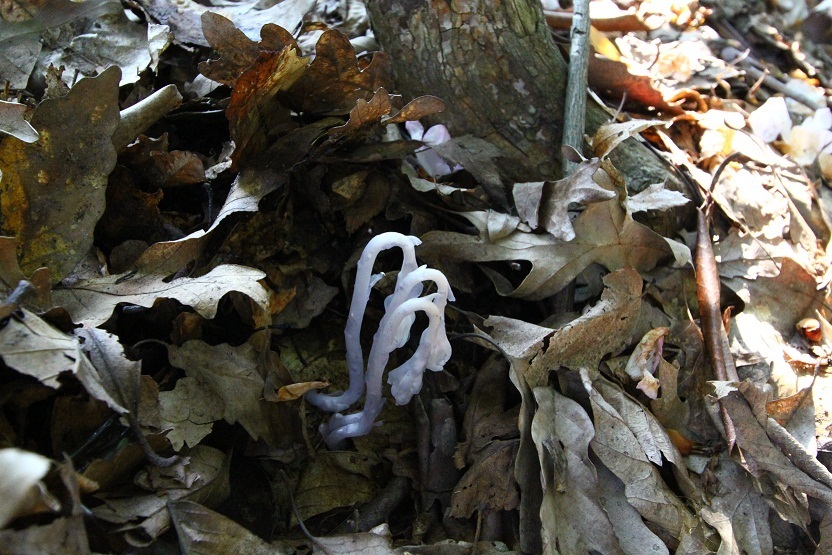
[321,295,448,448]
[305,232,420,412]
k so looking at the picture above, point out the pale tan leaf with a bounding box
[513,158,615,241]
[420,197,670,301]
[525,268,642,387]
[169,500,287,555]
[313,524,395,555]
[158,378,224,451]
[582,370,696,538]
[531,387,623,554]
[0,448,52,528]
[590,119,666,159]
[53,264,269,327]
[0,308,127,412]
[167,341,291,446]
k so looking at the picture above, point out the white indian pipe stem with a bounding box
[305,233,420,412]
[323,296,443,448]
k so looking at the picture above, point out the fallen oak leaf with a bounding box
[419,195,671,301]
[513,157,616,241]
[52,264,270,327]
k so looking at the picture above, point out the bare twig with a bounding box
[696,153,742,450]
[562,0,591,175]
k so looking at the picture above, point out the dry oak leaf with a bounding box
[0,100,38,143]
[513,157,616,241]
[0,308,128,413]
[169,500,286,554]
[227,45,308,165]
[531,387,623,554]
[582,369,697,539]
[167,341,290,446]
[198,12,298,86]
[286,29,392,115]
[52,264,269,327]
[0,66,120,282]
[420,195,670,301]
[590,119,666,159]
[524,268,642,387]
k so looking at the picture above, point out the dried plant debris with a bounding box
[2,1,832,553]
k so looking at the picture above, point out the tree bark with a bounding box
[368,0,682,196]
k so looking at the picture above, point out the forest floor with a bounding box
[2,0,832,553]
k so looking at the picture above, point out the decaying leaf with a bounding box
[524,268,643,387]
[531,386,623,554]
[420,195,670,301]
[590,119,666,159]
[312,523,395,555]
[92,445,230,544]
[169,500,287,554]
[0,308,127,413]
[294,451,379,522]
[167,341,293,446]
[158,378,224,451]
[0,67,120,282]
[513,158,616,241]
[0,100,38,143]
[0,448,53,528]
[286,29,392,115]
[582,369,696,539]
[52,264,269,327]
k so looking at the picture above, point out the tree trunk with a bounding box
[368,0,682,196]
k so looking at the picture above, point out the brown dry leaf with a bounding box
[588,56,682,117]
[419,194,671,301]
[287,29,392,115]
[524,268,642,387]
[699,452,773,555]
[158,377,224,450]
[327,87,392,141]
[52,263,269,327]
[94,166,167,256]
[92,446,230,544]
[312,524,395,555]
[450,358,520,518]
[0,100,38,143]
[134,168,286,274]
[227,46,308,164]
[294,451,379,522]
[77,327,141,415]
[590,119,666,159]
[0,308,127,413]
[531,386,623,554]
[450,439,519,518]
[150,150,206,186]
[454,357,518,466]
[276,381,329,401]
[0,66,120,282]
[169,500,287,554]
[513,158,616,241]
[717,383,832,506]
[166,341,293,446]
[198,12,298,86]
[384,95,446,124]
[581,369,697,539]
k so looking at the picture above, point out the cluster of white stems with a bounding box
[305,232,454,449]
